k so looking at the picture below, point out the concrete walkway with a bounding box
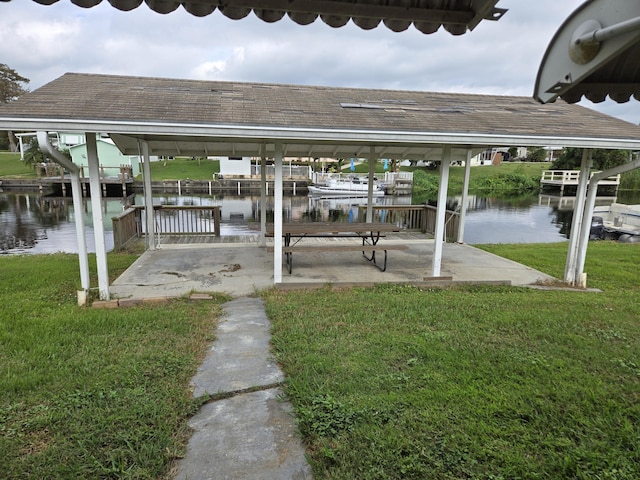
[173,297,313,480]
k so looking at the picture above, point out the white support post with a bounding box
[36,132,90,294]
[274,144,284,284]
[367,147,377,223]
[141,141,156,250]
[86,132,110,300]
[457,148,472,243]
[574,156,640,286]
[260,154,267,246]
[432,145,451,277]
[564,149,592,284]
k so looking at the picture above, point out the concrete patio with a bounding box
[110,234,555,300]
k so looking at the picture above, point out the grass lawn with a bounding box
[2,241,639,479]
[0,152,37,178]
[137,157,220,181]
[264,241,640,479]
[0,252,229,479]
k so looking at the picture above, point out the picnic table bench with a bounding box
[266,222,408,273]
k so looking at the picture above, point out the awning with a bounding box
[534,0,640,104]
[3,0,507,35]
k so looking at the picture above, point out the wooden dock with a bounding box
[35,163,134,197]
[540,170,620,193]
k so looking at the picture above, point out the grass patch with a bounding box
[406,162,550,199]
[264,241,640,479]
[0,152,37,178]
[0,253,228,479]
[138,157,220,181]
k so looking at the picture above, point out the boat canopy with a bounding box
[534,0,640,104]
[2,0,507,35]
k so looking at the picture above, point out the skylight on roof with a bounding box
[340,103,384,109]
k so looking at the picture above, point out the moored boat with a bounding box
[308,176,385,197]
[591,203,640,240]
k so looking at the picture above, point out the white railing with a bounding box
[541,170,620,185]
[250,164,311,179]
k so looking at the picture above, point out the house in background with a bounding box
[17,131,146,177]
[217,156,252,178]
[66,134,142,177]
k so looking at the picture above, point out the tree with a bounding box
[0,64,30,152]
[22,137,47,166]
[551,147,629,171]
[526,147,547,162]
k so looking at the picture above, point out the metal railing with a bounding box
[358,205,459,242]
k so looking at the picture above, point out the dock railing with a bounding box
[112,205,222,250]
[358,205,459,242]
[111,208,140,251]
[540,170,620,186]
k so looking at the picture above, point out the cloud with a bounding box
[0,0,637,124]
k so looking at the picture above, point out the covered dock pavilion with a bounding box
[2,72,640,300]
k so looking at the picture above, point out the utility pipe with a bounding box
[576,16,640,45]
[564,149,592,285]
[140,141,155,250]
[574,157,640,286]
[457,148,472,243]
[432,145,451,277]
[36,131,90,294]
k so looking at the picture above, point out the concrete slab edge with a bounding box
[275,279,514,291]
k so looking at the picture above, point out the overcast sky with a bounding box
[1,0,638,125]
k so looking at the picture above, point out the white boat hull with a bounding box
[308,177,385,197]
[308,185,385,196]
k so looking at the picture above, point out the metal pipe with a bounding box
[574,157,640,286]
[432,145,451,277]
[576,16,640,45]
[457,148,472,243]
[36,132,89,293]
[564,149,592,285]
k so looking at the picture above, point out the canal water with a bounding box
[2,190,639,255]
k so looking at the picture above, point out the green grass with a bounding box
[138,157,220,181]
[264,241,640,479]
[0,252,228,479]
[0,151,37,178]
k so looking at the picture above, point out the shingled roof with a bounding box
[2,72,640,160]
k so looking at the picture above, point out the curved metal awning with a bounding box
[534,0,640,104]
[2,0,507,35]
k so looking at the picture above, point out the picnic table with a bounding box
[266,222,407,273]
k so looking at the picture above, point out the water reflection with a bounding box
[1,190,637,254]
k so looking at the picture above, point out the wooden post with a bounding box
[214,206,221,236]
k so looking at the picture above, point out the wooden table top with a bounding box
[266,222,401,235]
